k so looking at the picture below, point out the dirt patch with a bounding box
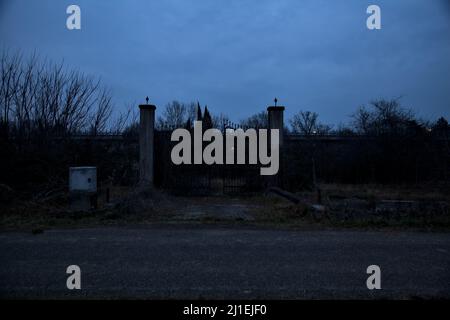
[1,184,450,231]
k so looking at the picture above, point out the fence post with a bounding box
[267,105,285,187]
[139,102,156,187]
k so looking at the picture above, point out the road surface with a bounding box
[1,225,449,299]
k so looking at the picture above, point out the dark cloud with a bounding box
[0,0,10,19]
[439,0,450,13]
[0,0,449,124]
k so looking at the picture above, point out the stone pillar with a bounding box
[267,106,285,146]
[139,103,156,187]
[267,106,285,188]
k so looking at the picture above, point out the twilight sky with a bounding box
[0,0,449,125]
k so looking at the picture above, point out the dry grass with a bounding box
[319,183,449,202]
[1,183,449,231]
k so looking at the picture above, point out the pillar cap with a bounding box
[267,106,285,112]
[139,104,156,110]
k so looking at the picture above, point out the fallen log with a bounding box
[267,187,302,204]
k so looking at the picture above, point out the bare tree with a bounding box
[212,113,230,130]
[156,100,196,129]
[12,53,41,139]
[89,88,113,135]
[240,111,268,129]
[290,111,316,135]
[0,50,22,136]
[352,106,372,134]
[352,99,415,136]
[289,110,331,135]
[0,50,119,140]
[110,102,138,134]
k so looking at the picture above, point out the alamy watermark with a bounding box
[367,5,381,30]
[66,265,81,290]
[171,121,279,176]
[66,5,81,30]
[366,265,381,290]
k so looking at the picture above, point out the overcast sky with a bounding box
[0,0,449,125]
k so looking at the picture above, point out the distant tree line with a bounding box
[154,97,449,140]
[155,101,230,131]
[2,49,448,141]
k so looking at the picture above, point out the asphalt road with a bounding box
[1,225,449,299]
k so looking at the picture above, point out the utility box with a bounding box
[69,167,97,192]
[69,167,97,211]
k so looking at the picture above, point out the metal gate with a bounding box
[154,130,265,195]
